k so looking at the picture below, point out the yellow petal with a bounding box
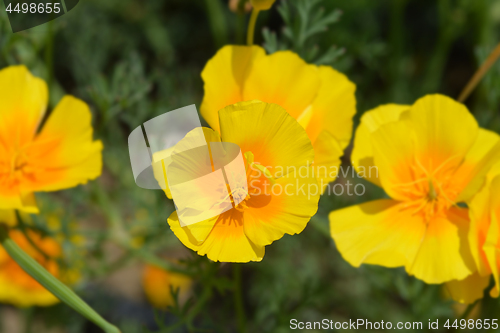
[351,104,409,187]
[404,94,478,176]
[306,66,356,148]
[468,173,495,277]
[454,129,500,203]
[243,167,320,247]
[0,65,48,145]
[408,207,476,284]
[311,131,343,191]
[28,96,103,192]
[200,45,265,132]
[371,120,416,201]
[243,51,320,121]
[167,211,202,252]
[198,210,265,263]
[0,192,39,214]
[444,272,490,304]
[329,200,426,268]
[219,101,314,177]
[0,210,16,227]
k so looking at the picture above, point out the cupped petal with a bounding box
[201,45,266,132]
[167,211,202,252]
[371,120,416,201]
[242,51,320,120]
[455,129,500,203]
[219,101,314,177]
[26,96,103,192]
[306,66,356,148]
[444,272,490,304]
[404,94,478,176]
[243,167,320,247]
[197,210,265,263]
[351,104,409,187]
[329,200,426,268]
[408,207,476,284]
[0,65,48,145]
[168,210,265,263]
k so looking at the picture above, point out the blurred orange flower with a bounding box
[0,229,63,307]
[0,66,103,214]
[142,264,192,309]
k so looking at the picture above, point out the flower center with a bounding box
[392,155,463,221]
[7,150,34,184]
[230,151,274,212]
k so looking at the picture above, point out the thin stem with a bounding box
[458,42,500,103]
[247,8,260,46]
[0,225,121,333]
[460,300,478,320]
[233,264,246,333]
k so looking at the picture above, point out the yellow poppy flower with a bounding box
[201,45,356,191]
[445,163,500,303]
[0,66,103,214]
[330,94,500,284]
[167,101,319,262]
[249,0,275,11]
[142,263,192,309]
[0,229,63,307]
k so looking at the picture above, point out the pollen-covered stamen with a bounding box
[397,156,462,221]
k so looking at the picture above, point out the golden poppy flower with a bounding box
[167,101,319,262]
[142,263,192,309]
[0,66,103,214]
[0,229,63,307]
[201,45,356,191]
[330,94,500,284]
[445,163,500,303]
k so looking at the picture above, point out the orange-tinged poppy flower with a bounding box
[142,264,192,309]
[167,101,319,262]
[330,94,500,284]
[0,66,103,214]
[0,229,64,307]
[201,45,356,191]
[445,163,500,303]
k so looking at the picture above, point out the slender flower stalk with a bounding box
[0,222,121,333]
[458,42,500,102]
[246,8,260,45]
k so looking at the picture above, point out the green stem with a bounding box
[247,8,260,46]
[233,264,246,333]
[0,225,121,333]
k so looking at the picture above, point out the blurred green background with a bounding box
[1,0,500,332]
